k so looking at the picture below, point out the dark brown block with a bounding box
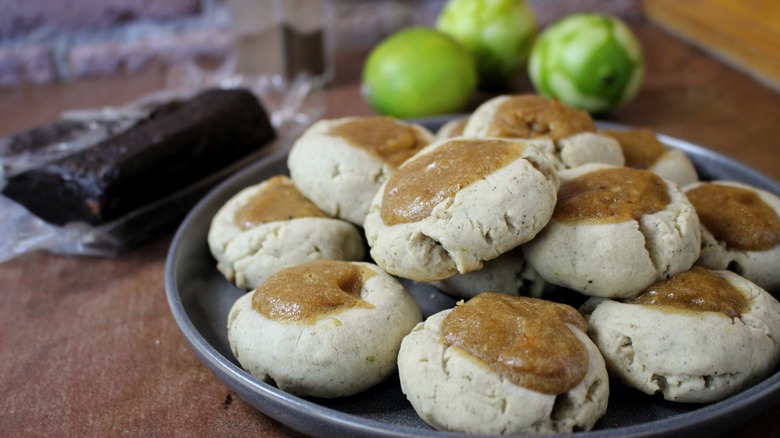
[2,88,275,226]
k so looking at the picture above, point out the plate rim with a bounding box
[165,119,780,438]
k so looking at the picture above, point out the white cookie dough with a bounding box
[685,180,780,292]
[221,218,366,290]
[364,137,559,282]
[650,148,699,187]
[557,132,625,170]
[228,260,422,398]
[287,116,435,225]
[208,176,365,290]
[523,164,701,298]
[398,295,609,434]
[581,268,780,403]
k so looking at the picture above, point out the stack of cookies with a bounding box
[207,94,780,435]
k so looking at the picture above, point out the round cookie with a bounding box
[601,128,699,187]
[228,260,422,398]
[523,164,701,298]
[462,94,625,170]
[463,94,596,141]
[398,292,609,434]
[685,180,780,292]
[581,267,780,403]
[364,136,559,282]
[287,116,435,225]
[208,175,365,290]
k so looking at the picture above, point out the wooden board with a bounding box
[643,0,780,92]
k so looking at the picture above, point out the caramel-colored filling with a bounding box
[686,183,780,251]
[554,167,671,224]
[600,128,666,169]
[330,116,430,168]
[233,176,327,230]
[441,292,589,395]
[485,95,595,141]
[251,260,375,323]
[380,139,524,225]
[628,266,749,319]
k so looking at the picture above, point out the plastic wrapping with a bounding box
[0,64,326,263]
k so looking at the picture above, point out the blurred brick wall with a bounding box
[0,0,643,87]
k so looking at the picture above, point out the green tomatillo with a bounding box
[361,27,478,119]
[529,13,645,114]
[436,0,537,89]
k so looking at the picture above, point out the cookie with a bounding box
[364,137,559,282]
[208,175,365,289]
[462,94,624,170]
[463,94,596,141]
[398,292,609,434]
[287,116,435,225]
[581,267,780,403]
[685,180,780,292]
[228,260,422,398]
[601,128,698,187]
[523,164,701,298]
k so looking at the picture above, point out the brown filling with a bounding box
[251,260,375,323]
[330,116,430,168]
[233,176,327,231]
[554,167,671,224]
[380,139,524,225]
[440,292,589,395]
[485,94,595,141]
[628,266,749,319]
[686,183,780,251]
[600,128,666,169]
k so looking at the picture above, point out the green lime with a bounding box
[362,27,478,119]
[436,0,537,89]
[528,13,644,113]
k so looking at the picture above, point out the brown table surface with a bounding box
[2,22,780,437]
